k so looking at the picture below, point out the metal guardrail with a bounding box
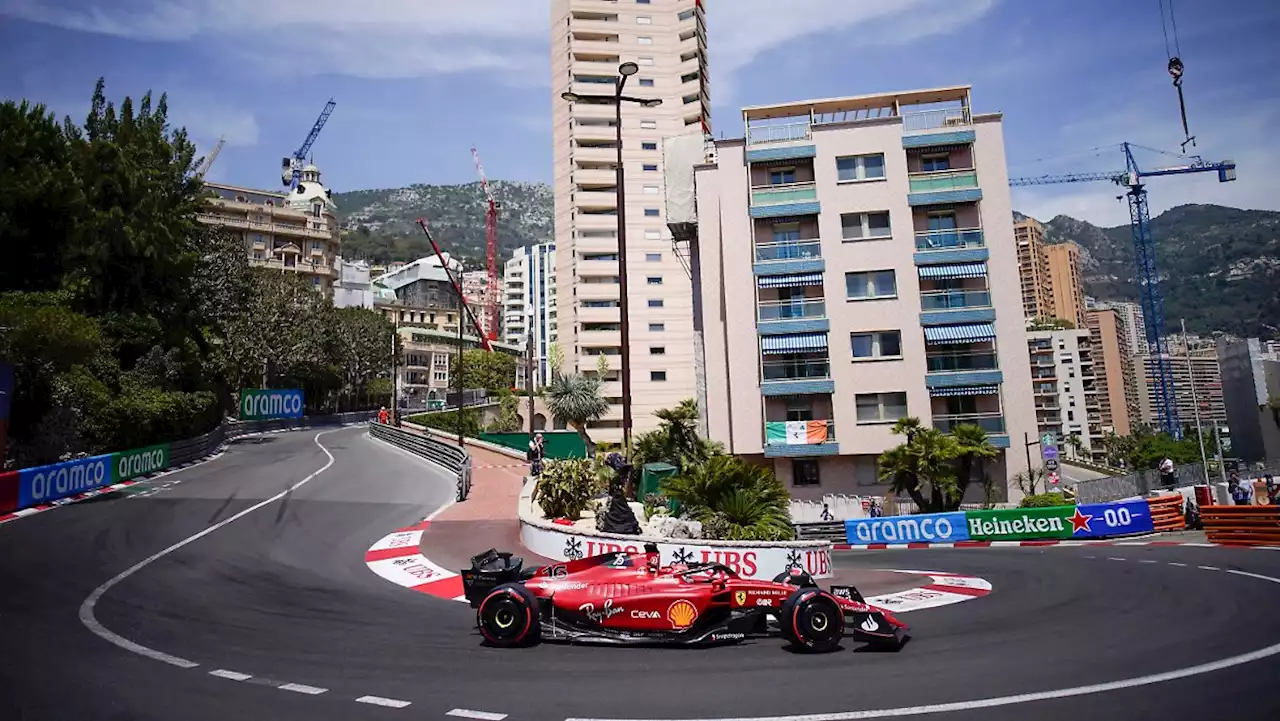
[368,422,472,502]
[1072,462,1280,505]
[167,411,378,467]
[793,522,846,541]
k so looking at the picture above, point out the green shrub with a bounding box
[661,456,794,541]
[1020,492,1070,508]
[533,458,600,521]
[407,409,481,436]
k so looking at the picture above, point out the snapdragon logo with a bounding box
[845,512,970,545]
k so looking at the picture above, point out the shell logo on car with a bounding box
[667,599,698,629]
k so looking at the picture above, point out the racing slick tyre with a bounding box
[773,568,818,588]
[779,588,844,653]
[477,583,540,647]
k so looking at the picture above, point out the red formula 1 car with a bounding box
[459,544,908,653]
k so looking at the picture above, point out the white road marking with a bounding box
[278,683,327,695]
[562,572,1280,721]
[1168,562,1188,567]
[1182,543,1218,547]
[78,429,343,669]
[1107,557,1127,561]
[1115,542,1149,546]
[357,695,413,708]
[1139,559,1159,564]
[208,669,252,681]
[1198,565,1221,571]
[449,710,509,720]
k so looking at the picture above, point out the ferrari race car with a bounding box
[459,544,908,653]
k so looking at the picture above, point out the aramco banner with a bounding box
[239,389,304,421]
[845,512,970,544]
[845,501,1158,545]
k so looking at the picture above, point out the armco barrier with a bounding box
[3,410,376,514]
[1201,505,1280,547]
[368,422,472,502]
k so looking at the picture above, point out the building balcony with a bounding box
[761,354,833,397]
[914,228,985,252]
[750,182,818,208]
[933,412,1005,435]
[1035,400,1061,411]
[755,238,822,263]
[577,259,619,276]
[901,107,973,136]
[919,288,991,312]
[574,167,617,186]
[571,146,619,164]
[764,420,839,458]
[758,297,826,323]
[1034,382,1058,395]
[926,350,999,374]
[746,122,812,146]
[908,168,979,194]
[576,282,620,301]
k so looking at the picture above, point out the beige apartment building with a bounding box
[1043,242,1087,328]
[1014,218,1054,320]
[199,165,340,295]
[1086,307,1140,436]
[1136,346,1226,429]
[1092,299,1148,356]
[666,86,1038,502]
[550,0,710,442]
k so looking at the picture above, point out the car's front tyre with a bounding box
[477,583,540,647]
[779,588,844,653]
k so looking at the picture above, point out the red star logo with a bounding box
[1067,508,1093,535]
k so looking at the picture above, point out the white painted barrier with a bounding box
[518,484,832,580]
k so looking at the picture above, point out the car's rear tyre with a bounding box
[773,568,817,588]
[477,583,540,647]
[779,588,844,653]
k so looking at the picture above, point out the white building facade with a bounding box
[504,243,559,387]
[1027,329,1102,461]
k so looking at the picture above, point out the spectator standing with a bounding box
[377,406,390,425]
[1230,474,1254,506]
[528,432,545,478]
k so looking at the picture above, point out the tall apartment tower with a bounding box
[1092,299,1149,356]
[668,86,1038,503]
[503,243,559,388]
[550,0,710,442]
[1014,218,1054,320]
[1043,242,1087,328]
[1086,307,1140,436]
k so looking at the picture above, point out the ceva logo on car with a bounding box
[845,512,970,544]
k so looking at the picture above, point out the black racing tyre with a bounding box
[477,583,540,647]
[773,568,817,587]
[779,587,844,653]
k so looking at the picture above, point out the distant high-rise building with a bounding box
[333,257,374,309]
[1217,337,1280,463]
[199,164,340,296]
[1087,308,1140,436]
[503,243,559,388]
[460,270,501,339]
[1043,242,1087,328]
[550,0,710,442]
[1092,299,1149,356]
[1014,218,1054,321]
[669,84,1038,502]
[1135,345,1226,430]
[1027,329,1103,461]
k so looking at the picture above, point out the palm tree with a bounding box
[545,371,609,448]
[876,417,959,512]
[632,399,721,471]
[1065,433,1085,461]
[949,423,999,510]
[661,455,793,541]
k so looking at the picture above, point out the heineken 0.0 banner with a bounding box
[239,389,305,421]
[964,506,1080,541]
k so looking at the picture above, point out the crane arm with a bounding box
[471,146,496,205]
[196,135,225,177]
[415,218,494,352]
[1008,170,1127,187]
[295,99,336,161]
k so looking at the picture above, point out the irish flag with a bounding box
[766,420,829,445]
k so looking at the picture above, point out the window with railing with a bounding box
[755,238,821,262]
[914,228,984,251]
[933,413,1005,434]
[758,297,826,322]
[919,288,992,311]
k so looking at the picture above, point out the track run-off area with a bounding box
[2,425,1279,721]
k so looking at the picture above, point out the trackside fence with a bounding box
[1201,505,1280,546]
[0,411,376,516]
[368,422,472,502]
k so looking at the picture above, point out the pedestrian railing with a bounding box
[368,422,472,502]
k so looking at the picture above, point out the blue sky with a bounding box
[1,0,1277,227]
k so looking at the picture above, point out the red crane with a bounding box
[471,146,501,342]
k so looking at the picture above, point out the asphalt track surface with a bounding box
[2,426,1279,721]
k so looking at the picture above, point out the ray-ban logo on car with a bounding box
[579,599,625,623]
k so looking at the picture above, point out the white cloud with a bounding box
[0,0,549,78]
[1012,95,1280,228]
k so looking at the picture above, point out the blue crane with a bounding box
[1009,142,1236,438]
[281,99,337,189]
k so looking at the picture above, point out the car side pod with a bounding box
[476,583,540,647]
[778,587,845,653]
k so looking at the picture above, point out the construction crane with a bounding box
[471,146,501,342]
[281,99,336,190]
[1009,142,1236,438]
[195,135,225,177]
[416,218,494,352]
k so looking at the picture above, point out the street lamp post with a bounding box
[562,62,662,454]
